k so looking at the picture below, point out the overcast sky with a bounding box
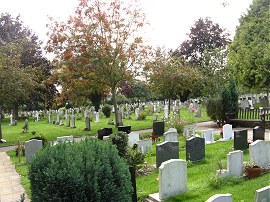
[0,0,253,51]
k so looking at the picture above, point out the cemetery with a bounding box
[0,0,269,201]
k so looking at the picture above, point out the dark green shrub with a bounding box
[206,97,223,122]
[29,139,132,202]
[126,144,145,170]
[137,111,147,120]
[102,104,111,118]
[109,131,129,158]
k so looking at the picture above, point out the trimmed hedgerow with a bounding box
[29,138,132,202]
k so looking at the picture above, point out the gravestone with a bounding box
[97,128,113,140]
[206,194,232,202]
[137,139,152,154]
[135,108,140,120]
[95,111,100,123]
[164,130,178,142]
[202,129,215,144]
[153,121,165,136]
[128,132,140,146]
[84,117,91,131]
[71,115,76,128]
[168,128,177,132]
[254,185,270,202]
[118,125,131,134]
[227,150,243,176]
[56,114,60,125]
[249,140,270,167]
[164,104,169,118]
[156,141,179,168]
[153,114,158,122]
[56,136,74,143]
[234,129,248,150]
[195,107,201,117]
[25,139,43,163]
[48,113,52,123]
[186,137,205,162]
[184,125,196,138]
[253,126,265,141]
[222,124,233,141]
[149,159,187,201]
[22,119,29,133]
[66,116,70,127]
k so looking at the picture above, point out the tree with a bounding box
[173,17,231,98]
[145,47,199,113]
[46,0,148,126]
[228,0,270,94]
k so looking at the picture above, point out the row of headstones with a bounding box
[148,139,270,201]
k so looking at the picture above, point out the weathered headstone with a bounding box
[164,104,169,118]
[149,159,187,201]
[222,124,233,141]
[71,114,76,128]
[84,117,91,131]
[202,129,215,144]
[135,108,140,120]
[152,121,165,136]
[184,125,196,138]
[25,139,43,163]
[48,112,52,123]
[234,129,248,150]
[128,132,140,146]
[206,194,232,202]
[249,140,270,167]
[253,126,265,141]
[156,141,179,168]
[164,130,178,142]
[227,150,243,177]
[254,185,270,202]
[186,137,205,162]
[195,107,201,117]
[137,139,152,154]
[95,111,100,123]
[66,116,70,127]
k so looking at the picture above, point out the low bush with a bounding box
[109,131,129,158]
[29,139,132,202]
[137,111,147,120]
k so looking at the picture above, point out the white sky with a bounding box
[0,0,253,53]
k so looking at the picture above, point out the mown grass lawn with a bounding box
[1,106,210,147]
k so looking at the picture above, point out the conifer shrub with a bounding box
[102,104,111,118]
[29,138,132,202]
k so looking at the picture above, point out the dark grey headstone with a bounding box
[66,116,70,127]
[234,129,248,150]
[118,125,131,134]
[84,117,91,131]
[186,137,205,162]
[98,128,113,140]
[253,126,265,141]
[153,121,165,136]
[156,141,179,168]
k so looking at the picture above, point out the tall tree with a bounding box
[145,47,199,112]
[46,0,148,126]
[228,0,270,94]
[173,17,231,98]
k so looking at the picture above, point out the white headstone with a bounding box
[137,139,152,154]
[227,150,243,176]
[222,124,233,140]
[25,139,43,163]
[9,114,13,125]
[164,131,178,142]
[56,136,74,143]
[202,129,215,144]
[95,111,100,123]
[254,185,270,202]
[249,140,270,167]
[206,194,232,202]
[135,108,140,120]
[168,128,177,133]
[128,133,140,146]
[164,104,169,118]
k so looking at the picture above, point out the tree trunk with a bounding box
[112,86,119,127]
[13,102,19,120]
[168,98,171,115]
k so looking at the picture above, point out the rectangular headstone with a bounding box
[202,129,215,144]
[66,116,70,127]
[84,117,91,131]
[186,137,205,162]
[56,136,74,143]
[234,129,248,150]
[253,126,265,141]
[164,130,178,142]
[128,133,140,146]
[222,124,233,140]
[97,128,113,140]
[254,185,270,202]
[118,125,131,134]
[249,140,270,167]
[227,150,243,176]
[153,121,165,136]
[137,139,152,154]
[25,139,43,163]
[156,141,179,168]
